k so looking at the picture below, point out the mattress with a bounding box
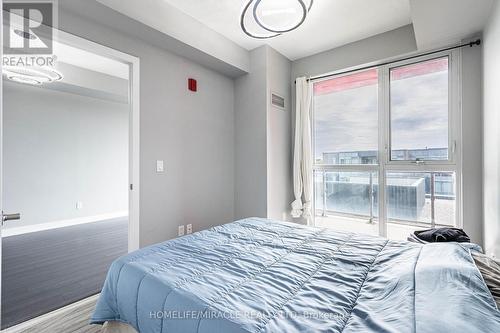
[91,218,500,333]
[101,321,137,333]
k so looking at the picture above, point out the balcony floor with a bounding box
[315,198,455,240]
[417,197,455,225]
[315,215,430,240]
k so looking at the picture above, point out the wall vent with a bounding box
[271,92,285,110]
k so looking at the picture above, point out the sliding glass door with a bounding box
[312,50,461,240]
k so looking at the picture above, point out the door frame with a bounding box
[1,5,4,330]
[0,27,140,330]
[51,29,141,252]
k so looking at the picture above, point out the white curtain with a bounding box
[291,77,313,224]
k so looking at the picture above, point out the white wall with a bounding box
[60,1,236,247]
[290,26,484,245]
[2,82,128,229]
[483,1,500,257]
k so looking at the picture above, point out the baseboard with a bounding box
[2,211,128,237]
[1,294,100,333]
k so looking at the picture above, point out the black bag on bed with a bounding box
[414,228,471,243]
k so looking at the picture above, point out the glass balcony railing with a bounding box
[314,170,456,233]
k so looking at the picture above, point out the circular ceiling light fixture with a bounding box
[241,0,313,39]
[2,66,63,86]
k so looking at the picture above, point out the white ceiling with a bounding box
[162,0,412,60]
[95,0,494,73]
[53,41,129,79]
[410,0,495,50]
[3,11,129,101]
[2,11,130,79]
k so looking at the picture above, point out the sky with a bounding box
[314,68,449,161]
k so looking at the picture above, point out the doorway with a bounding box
[0,30,140,329]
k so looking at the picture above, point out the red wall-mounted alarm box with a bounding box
[188,78,197,92]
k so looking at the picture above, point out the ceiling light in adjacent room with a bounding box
[8,75,43,86]
[2,66,63,86]
[241,0,313,39]
[13,28,37,40]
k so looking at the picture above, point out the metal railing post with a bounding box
[369,173,374,224]
[430,173,436,228]
[322,170,327,217]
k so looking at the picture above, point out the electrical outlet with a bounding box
[76,201,83,210]
[186,224,193,234]
[178,225,185,237]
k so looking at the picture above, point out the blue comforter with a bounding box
[91,218,500,332]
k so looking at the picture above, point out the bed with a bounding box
[91,218,500,332]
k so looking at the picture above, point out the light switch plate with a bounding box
[186,224,193,234]
[76,201,83,210]
[156,160,164,173]
[178,225,185,237]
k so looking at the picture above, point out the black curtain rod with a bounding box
[296,39,481,83]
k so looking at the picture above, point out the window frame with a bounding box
[312,67,381,167]
[312,49,462,237]
[385,54,458,167]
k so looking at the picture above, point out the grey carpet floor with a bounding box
[1,218,128,329]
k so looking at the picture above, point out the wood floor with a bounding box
[2,295,101,333]
[1,218,128,329]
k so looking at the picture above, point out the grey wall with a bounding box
[2,82,128,229]
[49,1,486,248]
[266,48,293,221]
[234,47,268,219]
[95,0,250,75]
[292,25,418,79]
[483,1,500,257]
[290,26,484,245]
[234,46,293,221]
[62,0,247,78]
[461,40,484,248]
[60,1,235,247]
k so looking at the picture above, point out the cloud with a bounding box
[391,73,448,150]
[314,71,448,160]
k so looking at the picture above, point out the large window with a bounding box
[313,52,460,239]
[314,69,379,165]
[390,58,450,161]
